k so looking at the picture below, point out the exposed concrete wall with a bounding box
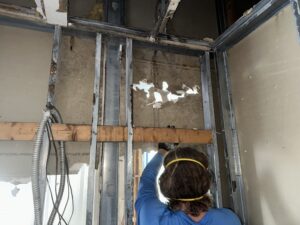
[133,49,204,128]
[132,49,205,152]
[52,35,96,170]
[227,5,300,225]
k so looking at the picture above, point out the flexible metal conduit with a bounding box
[32,110,51,225]
[32,108,66,225]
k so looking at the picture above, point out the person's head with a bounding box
[159,147,212,217]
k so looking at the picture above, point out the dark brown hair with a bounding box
[159,147,212,216]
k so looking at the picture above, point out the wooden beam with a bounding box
[0,122,212,144]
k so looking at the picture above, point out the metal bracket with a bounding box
[124,38,134,225]
[47,25,62,107]
[213,0,290,51]
[150,0,181,40]
[86,33,102,225]
[216,51,247,225]
[200,52,223,208]
[290,0,300,41]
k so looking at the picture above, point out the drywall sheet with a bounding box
[227,5,300,225]
[0,26,94,180]
[0,25,52,181]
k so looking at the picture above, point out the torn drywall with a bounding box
[133,79,200,109]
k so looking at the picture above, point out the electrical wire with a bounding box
[46,122,68,225]
[63,156,74,224]
[46,176,68,225]
[47,121,59,197]
[45,108,74,225]
[46,122,66,225]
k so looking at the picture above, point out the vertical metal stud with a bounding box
[47,25,62,108]
[216,51,247,224]
[86,33,102,225]
[200,52,222,208]
[290,0,300,40]
[40,25,62,218]
[100,41,121,225]
[124,38,133,225]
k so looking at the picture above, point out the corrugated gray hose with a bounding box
[32,110,51,225]
[47,108,66,225]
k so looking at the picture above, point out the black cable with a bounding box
[60,154,72,224]
[46,122,59,197]
[47,122,66,225]
[60,172,70,223]
[47,114,74,225]
[46,121,67,225]
[63,156,74,224]
[46,176,67,225]
[46,176,68,225]
[44,106,74,225]
[50,106,74,224]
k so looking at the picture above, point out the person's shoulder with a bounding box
[208,208,241,225]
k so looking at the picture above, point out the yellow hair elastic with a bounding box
[173,195,205,202]
[165,158,207,170]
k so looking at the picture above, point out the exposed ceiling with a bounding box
[0,0,35,8]
[0,0,219,39]
[0,0,264,40]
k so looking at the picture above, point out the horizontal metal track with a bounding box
[213,0,290,50]
[69,17,211,51]
[0,3,211,52]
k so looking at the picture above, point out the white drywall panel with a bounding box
[0,26,93,181]
[228,5,300,225]
[0,25,52,181]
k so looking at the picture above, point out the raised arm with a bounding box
[135,150,168,225]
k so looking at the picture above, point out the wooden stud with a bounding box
[0,122,212,144]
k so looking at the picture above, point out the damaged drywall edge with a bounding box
[133,79,200,109]
[0,164,88,224]
[35,0,68,26]
[133,80,155,98]
[44,0,67,26]
[35,0,46,19]
[0,163,88,184]
[162,81,168,91]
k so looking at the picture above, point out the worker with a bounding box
[135,146,241,225]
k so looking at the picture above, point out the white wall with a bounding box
[0,25,52,181]
[228,5,300,225]
[0,25,96,180]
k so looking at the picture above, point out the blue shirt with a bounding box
[135,153,241,225]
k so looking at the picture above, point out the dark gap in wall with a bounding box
[0,0,36,8]
[215,0,261,33]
